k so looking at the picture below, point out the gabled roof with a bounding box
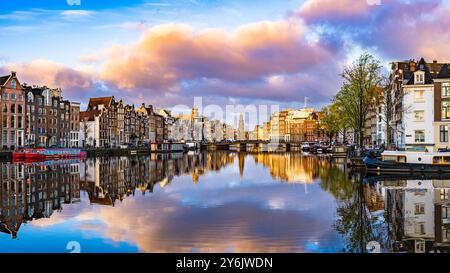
[158,108,172,117]
[80,110,101,121]
[438,64,450,79]
[405,58,434,85]
[88,97,114,110]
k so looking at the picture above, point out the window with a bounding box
[415,73,424,84]
[440,189,449,201]
[441,125,449,142]
[414,222,426,235]
[415,130,425,143]
[414,110,424,121]
[443,102,450,119]
[414,90,425,101]
[416,240,426,253]
[415,203,425,215]
[27,92,34,103]
[43,89,51,106]
[443,85,450,97]
[10,80,16,89]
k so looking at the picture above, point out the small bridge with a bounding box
[201,141,303,152]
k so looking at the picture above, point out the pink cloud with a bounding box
[100,20,341,92]
[1,59,94,101]
[297,0,450,61]
[297,0,375,24]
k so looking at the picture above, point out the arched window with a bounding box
[27,92,34,103]
[42,89,51,106]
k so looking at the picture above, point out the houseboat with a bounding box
[364,150,450,173]
[13,148,87,160]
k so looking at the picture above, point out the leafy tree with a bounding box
[335,54,383,153]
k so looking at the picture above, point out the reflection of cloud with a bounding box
[77,194,339,252]
[268,199,285,210]
[19,153,343,253]
[29,199,92,227]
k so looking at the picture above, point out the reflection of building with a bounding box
[80,152,238,205]
[363,183,385,212]
[0,161,81,239]
[252,153,322,184]
[381,178,450,253]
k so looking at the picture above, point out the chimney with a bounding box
[433,60,438,64]
[410,61,416,72]
[11,71,16,77]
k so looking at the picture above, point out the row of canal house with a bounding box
[0,71,80,150]
[80,97,166,148]
[390,58,450,151]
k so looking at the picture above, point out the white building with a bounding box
[170,118,192,141]
[402,60,435,151]
[210,120,223,142]
[79,111,100,147]
[224,124,235,141]
[376,105,387,146]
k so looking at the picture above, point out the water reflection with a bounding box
[0,160,81,239]
[0,152,448,253]
[364,176,450,253]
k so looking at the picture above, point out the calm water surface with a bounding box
[0,152,448,253]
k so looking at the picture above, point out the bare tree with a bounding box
[81,118,91,148]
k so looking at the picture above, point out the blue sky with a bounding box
[0,0,304,64]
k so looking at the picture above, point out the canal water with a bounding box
[0,152,448,253]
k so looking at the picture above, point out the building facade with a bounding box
[1,72,25,150]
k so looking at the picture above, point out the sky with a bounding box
[1,0,450,113]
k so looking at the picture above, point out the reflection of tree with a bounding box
[328,174,391,253]
[319,165,354,201]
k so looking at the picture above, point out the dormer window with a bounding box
[27,92,34,103]
[415,72,425,84]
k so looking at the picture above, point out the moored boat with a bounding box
[364,150,450,173]
[13,148,87,160]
